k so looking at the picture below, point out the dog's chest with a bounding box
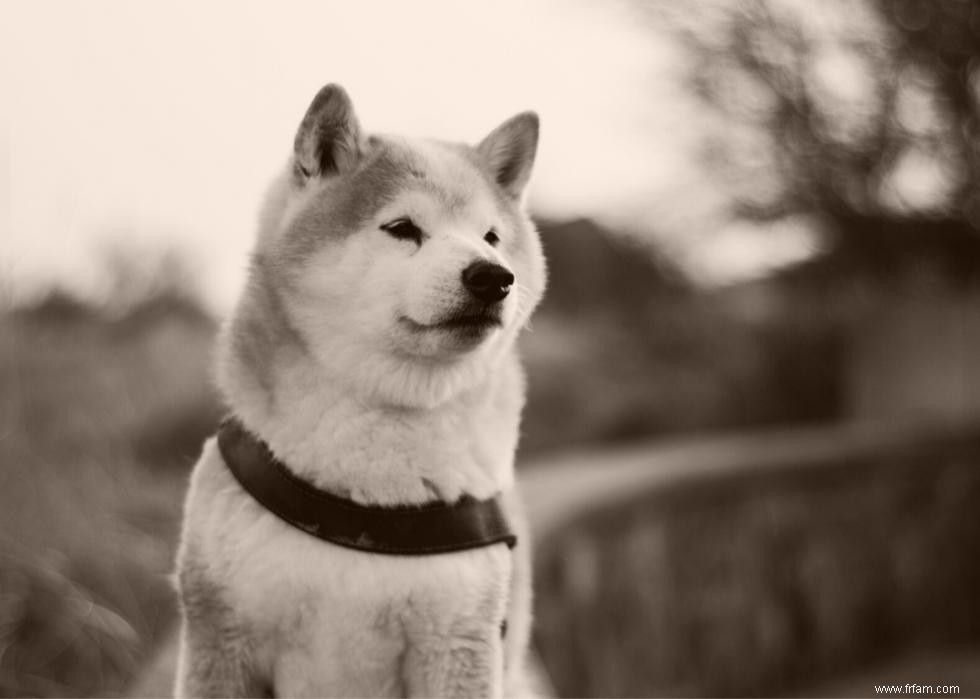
[234,512,512,696]
[226,509,512,625]
[188,441,513,693]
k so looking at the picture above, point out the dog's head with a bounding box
[242,84,545,407]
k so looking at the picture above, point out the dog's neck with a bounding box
[216,311,524,507]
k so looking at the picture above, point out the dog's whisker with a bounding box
[510,282,537,329]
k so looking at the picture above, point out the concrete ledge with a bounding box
[529,421,980,697]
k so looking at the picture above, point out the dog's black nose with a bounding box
[461,261,514,303]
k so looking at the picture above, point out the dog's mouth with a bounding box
[400,306,503,333]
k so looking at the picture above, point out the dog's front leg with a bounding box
[173,564,269,699]
[403,623,504,699]
[174,615,269,699]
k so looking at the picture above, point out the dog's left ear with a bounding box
[293,83,362,181]
[476,112,539,200]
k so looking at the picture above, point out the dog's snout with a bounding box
[461,261,514,303]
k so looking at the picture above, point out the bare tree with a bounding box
[655,0,980,278]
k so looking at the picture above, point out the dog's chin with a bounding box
[397,309,503,357]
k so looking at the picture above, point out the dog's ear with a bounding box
[476,111,539,200]
[293,84,362,181]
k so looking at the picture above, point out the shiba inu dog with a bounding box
[174,83,545,697]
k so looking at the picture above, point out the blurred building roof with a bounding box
[534,217,687,319]
[720,215,980,325]
[784,215,980,292]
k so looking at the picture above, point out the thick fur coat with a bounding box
[174,84,546,697]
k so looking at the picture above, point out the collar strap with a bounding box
[217,417,517,556]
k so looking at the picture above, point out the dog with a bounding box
[173,83,546,697]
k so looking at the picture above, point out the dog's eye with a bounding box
[484,230,500,247]
[381,218,423,244]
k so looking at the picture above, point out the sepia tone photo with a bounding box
[2,1,979,697]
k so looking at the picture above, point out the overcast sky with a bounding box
[0,0,811,312]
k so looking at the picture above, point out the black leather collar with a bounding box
[216,417,517,555]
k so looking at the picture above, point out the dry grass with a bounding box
[0,300,220,697]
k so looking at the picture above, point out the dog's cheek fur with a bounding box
[290,237,376,326]
[291,237,402,351]
[503,213,546,323]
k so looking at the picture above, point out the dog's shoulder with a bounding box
[180,438,234,536]
[176,436,258,587]
[176,437,224,577]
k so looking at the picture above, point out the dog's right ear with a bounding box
[293,84,362,182]
[476,111,539,200]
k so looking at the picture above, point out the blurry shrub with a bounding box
[0,292,220,696]
[0,550,139,697]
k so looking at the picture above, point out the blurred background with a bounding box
[2,0,980,696]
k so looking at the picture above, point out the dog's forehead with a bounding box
[366,136,495,217]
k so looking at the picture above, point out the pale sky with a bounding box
[0,0,806,313]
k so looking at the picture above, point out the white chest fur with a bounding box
[180,439,514,697]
